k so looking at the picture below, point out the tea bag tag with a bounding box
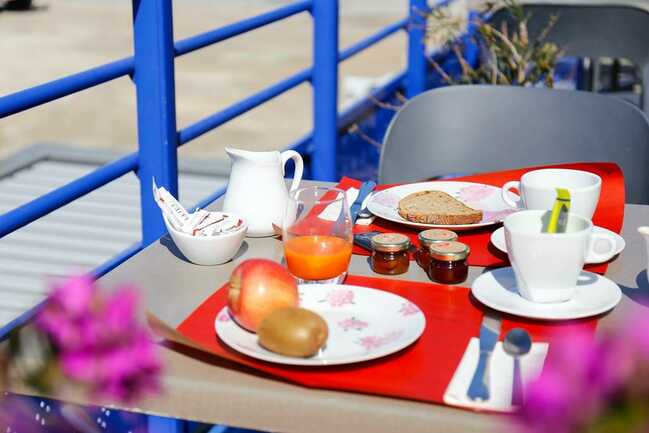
[545,188,571,233]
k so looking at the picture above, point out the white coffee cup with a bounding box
[504,210,617,303]
[501,169,602,220]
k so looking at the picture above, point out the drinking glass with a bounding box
[283,186,353,284]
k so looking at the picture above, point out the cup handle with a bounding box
[281,150,304,192]
[588,233,617,263]
[501,181,522,209]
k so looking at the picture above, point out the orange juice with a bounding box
[284,235,353,280]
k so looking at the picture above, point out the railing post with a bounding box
[406,0,428,98]
[132,0,179,246]
[311,0,339,182]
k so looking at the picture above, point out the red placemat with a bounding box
[177,275,598,406]
[346,162,625,274]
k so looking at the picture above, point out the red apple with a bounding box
[227,259,298,332]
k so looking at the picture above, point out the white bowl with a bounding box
[164,215,247,265]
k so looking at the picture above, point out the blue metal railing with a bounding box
[0,0,433,276]
[407,0,429,97]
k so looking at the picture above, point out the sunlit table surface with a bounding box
[15,180,649,433]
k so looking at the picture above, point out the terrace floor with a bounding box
[0,0,408,162]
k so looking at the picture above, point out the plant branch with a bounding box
[368,95,403,112]
[536,13,559,43]
[427,56,454,84]
[452,45,474,78]
[395,91,408,104]
[348,124,383,149]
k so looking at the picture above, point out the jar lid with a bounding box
[418,229,458,246]
[371,233,411,252]
[429,241,470,261]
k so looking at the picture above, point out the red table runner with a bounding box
[177,275,598,406]
[345,162,625,275]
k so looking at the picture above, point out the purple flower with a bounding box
[36,276,95,349]
[103,286,139,333]
[515,369,578,433]
[515,329,604,433]
[624,311,649,359]
[50,275,94,317]
[35,275,162,403]
[513,312,649,433]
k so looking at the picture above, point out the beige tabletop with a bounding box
[27,184,649,433]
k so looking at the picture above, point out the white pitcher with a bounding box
[223,147,303,237]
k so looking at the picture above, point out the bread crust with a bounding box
[397,190,483,225]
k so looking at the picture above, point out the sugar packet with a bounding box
[152,179,192,233]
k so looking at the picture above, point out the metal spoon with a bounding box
[356,192,375,219]
[503,328,532,407]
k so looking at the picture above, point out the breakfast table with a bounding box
[8,173,649,433]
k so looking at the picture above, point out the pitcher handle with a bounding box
[281,150,304,192]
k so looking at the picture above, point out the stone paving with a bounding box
[0,0,407,162]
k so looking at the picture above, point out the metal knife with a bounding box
[353,231,382,251]
[467,313,502,401]
[350,181,377,223]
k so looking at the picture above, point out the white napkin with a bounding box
[318,188,360,221]
[318,187,377,225]
[443,338,548,412]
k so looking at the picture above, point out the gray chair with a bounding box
[378,85,649,203]
[487,1,649,113]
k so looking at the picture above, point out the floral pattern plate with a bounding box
[214,284,426,366]
[367,181,516,231]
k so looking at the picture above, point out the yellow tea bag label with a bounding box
[546,188,571,233]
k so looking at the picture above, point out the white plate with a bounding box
[367,181,516,231]
[471,267,622,320]
[490,226,625,264]
[215,284,426,366]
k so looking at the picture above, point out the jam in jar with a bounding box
[428,241,470,284]
[415,229,458,270]
[370,233,411,275]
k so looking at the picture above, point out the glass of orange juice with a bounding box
[283,186,353,284]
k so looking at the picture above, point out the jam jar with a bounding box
[428,241,470,284]
[415,229,458,270]
[370,233,411,275]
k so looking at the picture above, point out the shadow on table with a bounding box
[618,269,649,307]
[482,266,649,308]
[160,235,249,264]
[0,1,48,12]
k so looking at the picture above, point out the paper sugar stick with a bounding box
[152,178,192,232]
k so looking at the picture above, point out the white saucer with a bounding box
[471,267,622,320]
[490,226,625,264]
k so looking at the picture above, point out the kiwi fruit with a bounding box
[258,307,328,358]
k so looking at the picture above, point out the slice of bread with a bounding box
[397,190,483,225]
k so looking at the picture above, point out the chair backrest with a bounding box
[378,85,649,203]
[488,2,649,109]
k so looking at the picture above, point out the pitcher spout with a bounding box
[225,147,280,164]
